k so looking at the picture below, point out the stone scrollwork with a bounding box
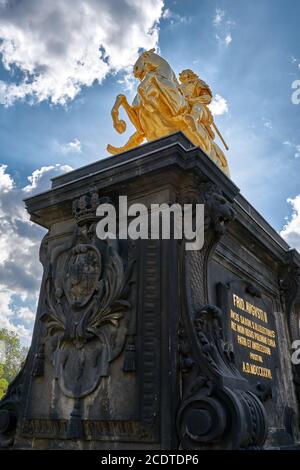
[177,182,268,449]
[200,181,236,238]
[177,306,267,449]
[0,357,28,448]
[279,255,300,342]
[279,252,300,418]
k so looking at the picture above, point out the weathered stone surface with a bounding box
[0,132,299,449]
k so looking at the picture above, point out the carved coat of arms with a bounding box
[34,191,134,438]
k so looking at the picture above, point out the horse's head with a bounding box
[133,48,158,80]
[133,48,177,84]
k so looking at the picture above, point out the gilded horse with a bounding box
[107,49,230,177]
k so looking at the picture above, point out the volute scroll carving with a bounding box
[279,252,300,420]
[177,182,268,449]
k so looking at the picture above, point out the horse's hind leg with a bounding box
[107,131,145,155]
[121,98,144,134]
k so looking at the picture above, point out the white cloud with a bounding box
[22,165,57,193]
[0,164,14,193]
[0,0,164,106]
[0,340,5,363]
[213,8,234,47]
[263,118,272,129]
[282,140,300,158]
[281,195,300,252]
[209,94,229,116]
[58,138,82,155]
[117,70,139,96]
[162,7,172,19]
[18,307,35,324]
[213,9,225,25]
[22,163,73,193]
[0,163,73,344]
[225,33,232,46]
[162,7,190,26]
[0,290,15,323]
[290,55,300,69]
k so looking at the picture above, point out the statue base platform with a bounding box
[1,133,300,450]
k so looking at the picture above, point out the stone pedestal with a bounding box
[1,133,300,449]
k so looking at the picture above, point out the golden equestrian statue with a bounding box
[107,49,230,177]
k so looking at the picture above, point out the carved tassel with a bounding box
[67,398,83,439]
[123,339,136,372]
[32,343,45,377]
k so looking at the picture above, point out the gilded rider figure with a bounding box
[178,69,214,138]
[178,68,230,177]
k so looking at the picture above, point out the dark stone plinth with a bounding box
[1,132,300,450]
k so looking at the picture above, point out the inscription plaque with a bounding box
[217,280,279,388]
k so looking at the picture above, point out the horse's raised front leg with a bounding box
[111,94,143,134]
[111,94,127,133]
[120,95,144,134]
[108,94,145,154]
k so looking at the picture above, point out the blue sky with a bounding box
[0,0,300,344]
